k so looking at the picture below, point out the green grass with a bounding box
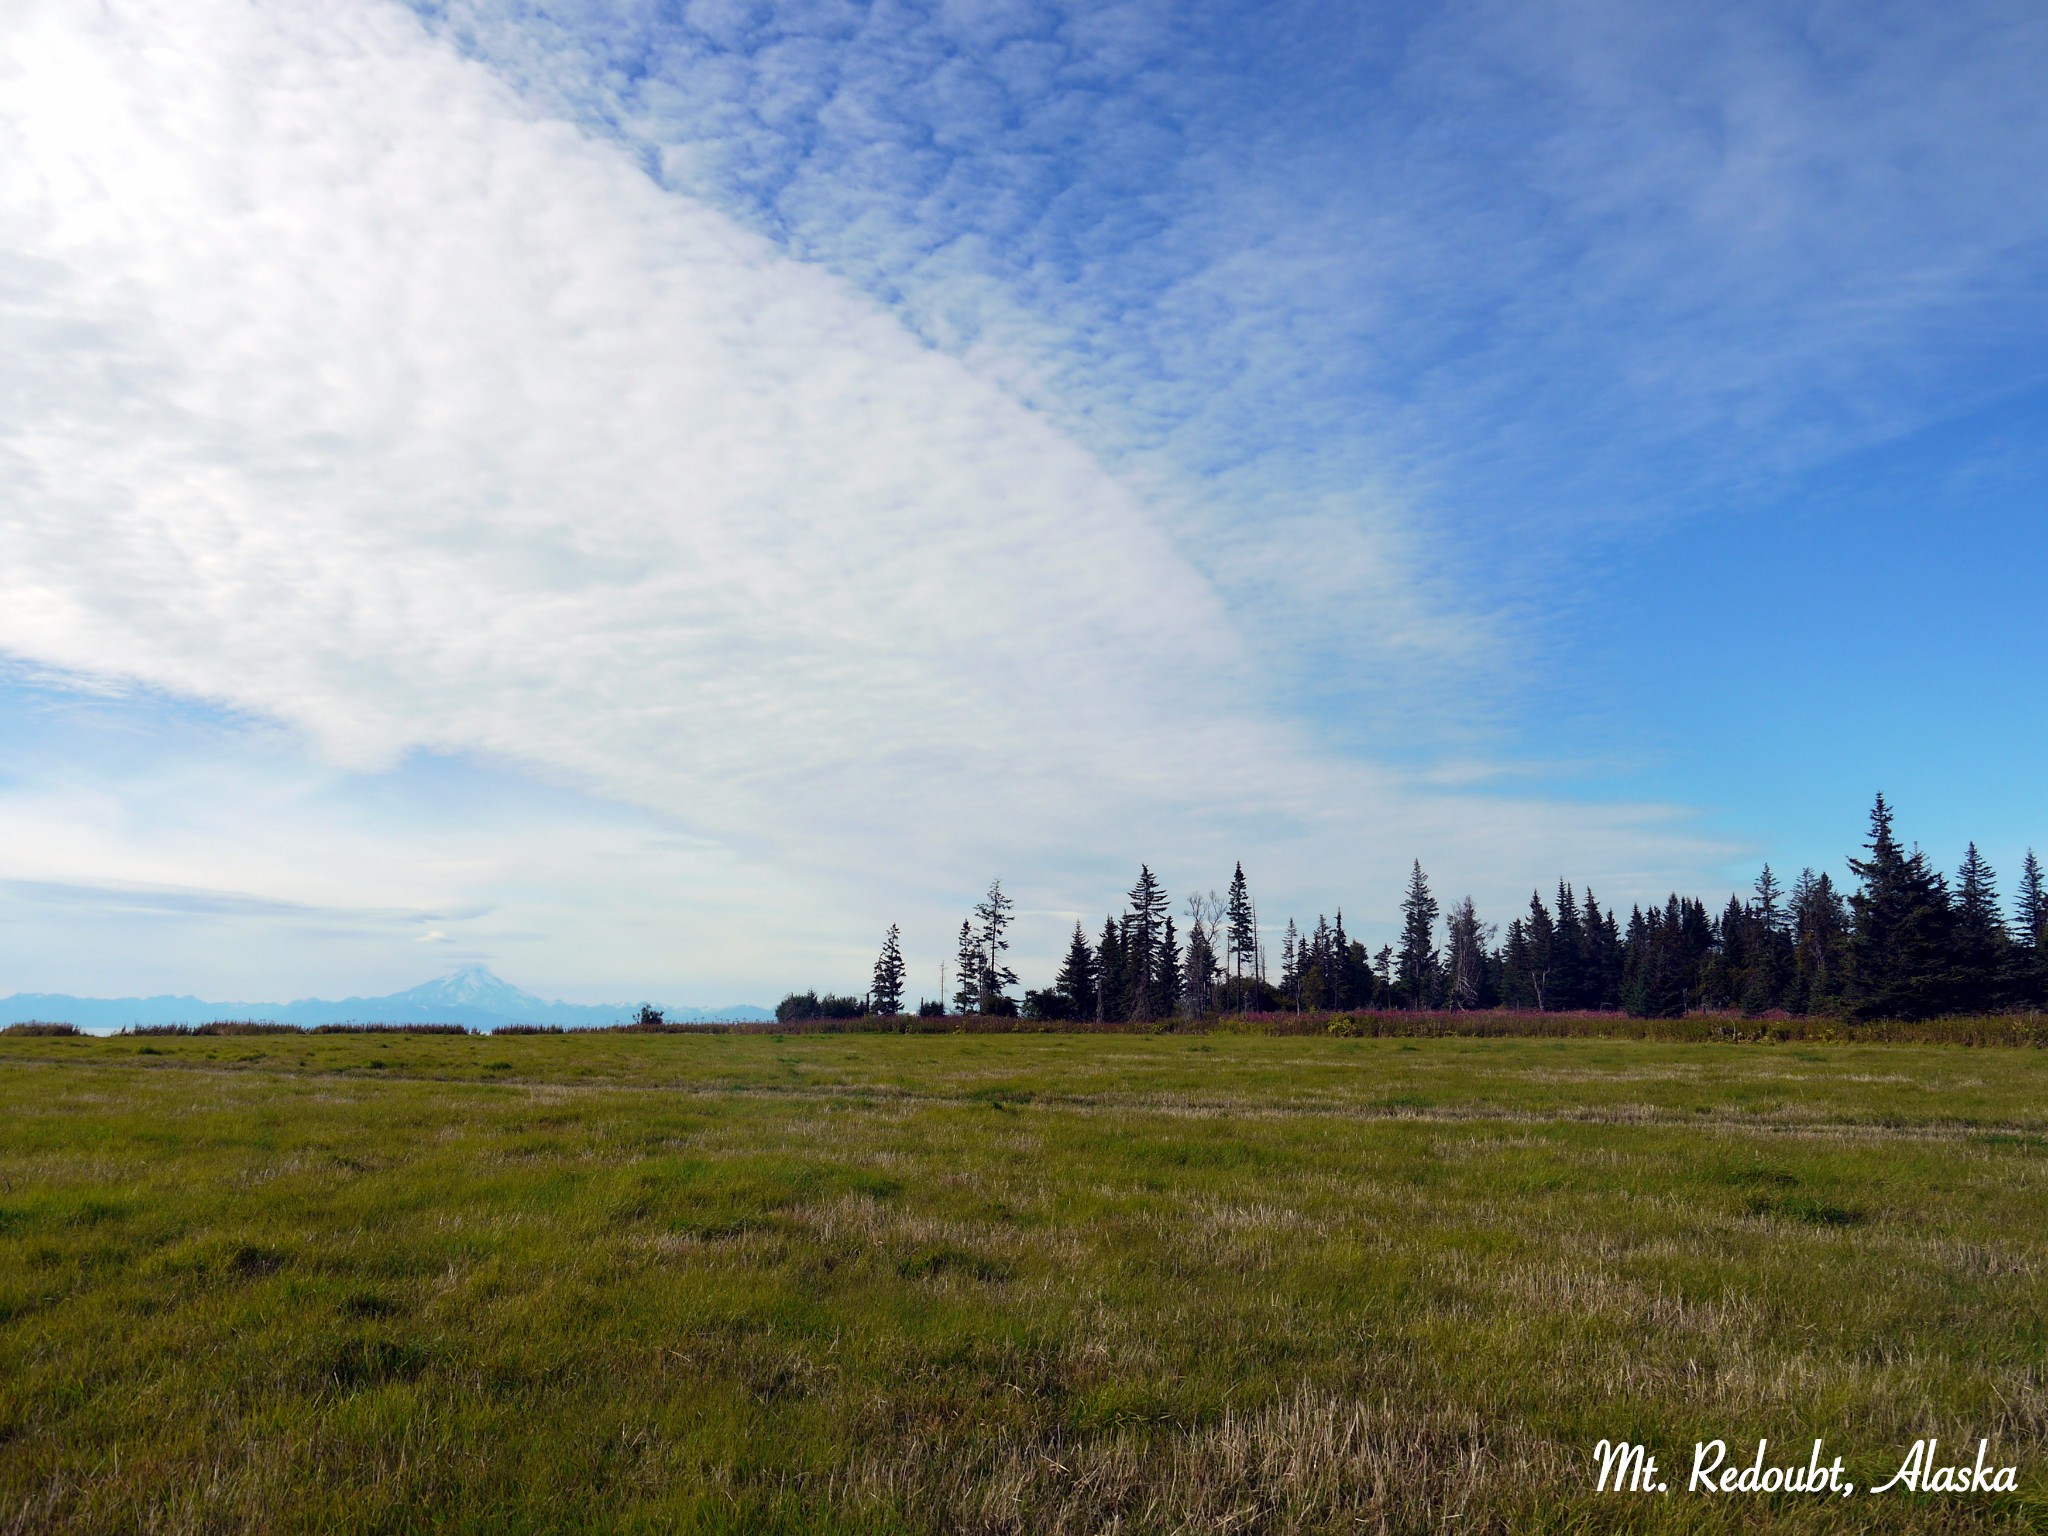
[2,1031,2045,1532]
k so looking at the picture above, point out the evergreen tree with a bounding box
[1054,923,1098,1020]
[1950,843,2008,1014]
[1348,939,1382,1007]
[870,924,907,1016]
[1522,892,1557,1010]
[1708,894,1749,1010]
[1620,905,1656,1017]
[1330,910,1358,1008]
[972,879,1020,1013]
[1279,918,1302,1010]
[1621,901,1687,1018]
[1182,915,1219,1017]
[1790,868,1850,1013]
[1744,866,1794,1014]
[2019,851,2047,950]
[1397,861,1440,1009]
[1299,916,1333,1011]
[1225,863,1257,978]
[1585,892,1624,1010]
[1552,882,1585,1010]
[2017,851,2047,1007]
[1677,896,1717,1004]
[1122,866,1170,1021]
[1096,916,1125,1024]
[1754,864,1785,932]
[1500,918,1534,1009]
[1151,915,1182,1020]
[1847,795,1955,1019]
[950,920,983,1015]
[1442,896,1492,1010]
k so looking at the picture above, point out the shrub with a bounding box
[1021,989,1072,1022]
[775,991,867,1024]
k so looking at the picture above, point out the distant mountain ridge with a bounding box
[0,966,772,1031]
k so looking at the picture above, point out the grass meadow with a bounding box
[2,1029,2045,1532]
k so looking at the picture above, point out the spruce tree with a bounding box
[951,920,983,1015]
[1301,916,1333,1011]
[1330,910,1354,1009]
[1711,894,1749,1010]
[1397,861,1440,1009]
[1581,891,1615,1010]
[1950,843,2008,1013]
[1677,896,1716,1006]
[1847,795,1955,1019]
[1225,862,1256,978]
[1626,900,1688,1018]
[1096,916,1125,1023]
[1443,897,1490,1010]
[1054,923,1097,1020]
[1619,906,1650,1016]
[1745,866,1793,1013]
[1279,918,1302,1009]
[870,924,908,1016]
[1754,865,1784,932]
[2017,851,2047,1007]
[2019,851,2047,950]
[1790,868,1849,1013]
[1523,892,1556,1010]
[1151,915,1182,1020]
[1122,866,1170,1022]
[1181,918,1218,1018]
[972,879,1019,1013]
[1500,918,1533,1009]
[1552,882,1585,1010]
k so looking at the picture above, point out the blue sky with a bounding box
[0,0,2042,1002]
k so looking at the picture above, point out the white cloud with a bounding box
[0,0,1730,998]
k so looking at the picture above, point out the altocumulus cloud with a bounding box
[0,0,1719,998]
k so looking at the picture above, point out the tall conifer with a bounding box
[1225,863,1256,978]
[1122,866,1169,1022]
[1397,861,1440,1009]
[972,879,1019,1013]
[2017,851,2047,1007]
[1951,843,2007,1013]
[1523,892,1556,1010]
[1847,795,1955,1019]
[1054,924,1097,1020]
[1553,882,1585,1010]
[1791,868,1850,1012]
[1279,918,1302,1010]
[1095,916,1125,1023]
[1443,897,1491,1010]
[1151,916,1181,1020]
[870,924,907,1016]
[951,920,983,1015]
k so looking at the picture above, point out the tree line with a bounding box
[774,796,2046,1024]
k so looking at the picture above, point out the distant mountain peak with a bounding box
[397,966,545,1009]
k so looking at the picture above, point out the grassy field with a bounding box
[2,1030,2045,1533]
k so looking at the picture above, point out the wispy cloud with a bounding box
[412,0,2048,699]
[22,0,2026,997]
